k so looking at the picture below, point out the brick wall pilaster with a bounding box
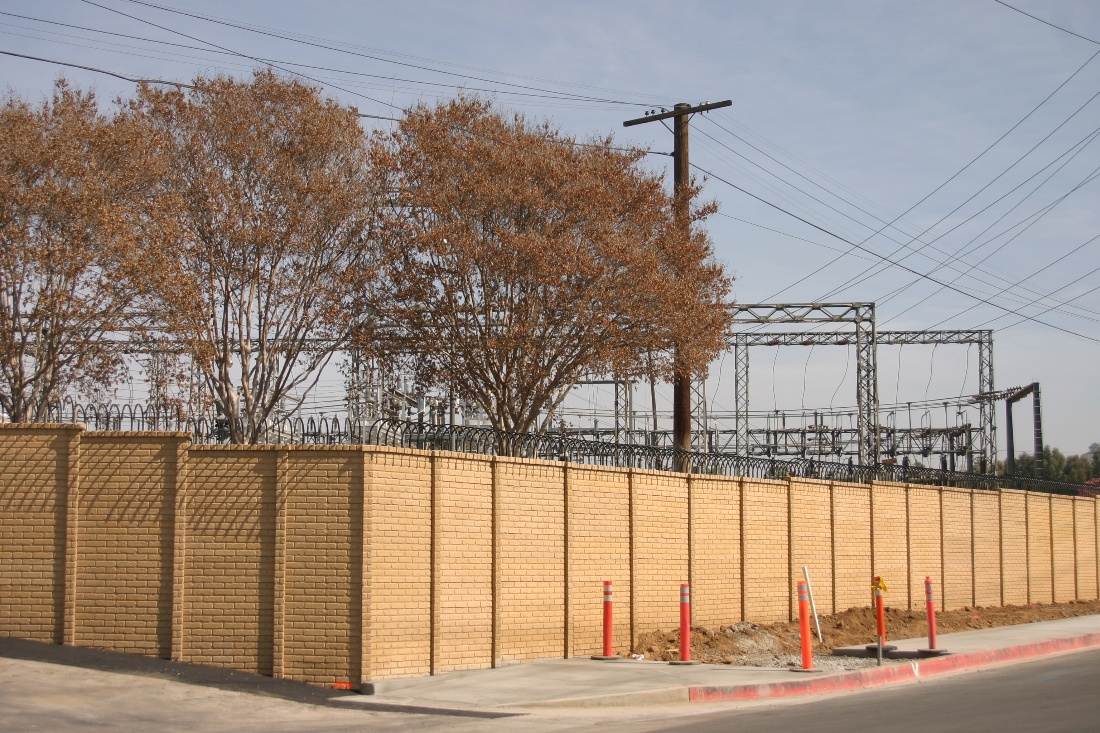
[171,438,189,661]
[359,449,371,690]
[272,448,288,678]
[62,426,83,645]
[491,458,501,667]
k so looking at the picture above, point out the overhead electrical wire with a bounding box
[704,113,1100,319]
[0,12,651,108]
[110,0,662,108]
[116,0,661,100]
[851,130,1100,316]
[691,134,872,243]
[877,161,1100,326]
[972,264,1100,331]
[868,130,1100,322]
[813,86,1100,304]
[714,212,878,261]
[993,0,1100,45]
[698,116,1100,319]
[78,0,414,111]
[752,44,1100,302]
[925,230,1100,330]
[0,50,403,121]
[691,162,1100,344]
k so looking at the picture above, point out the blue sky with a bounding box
[2,0,1098,455]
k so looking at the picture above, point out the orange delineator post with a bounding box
[925,576,938,650]
[603,580,614,657]
[679,583,691,662]
[797,579,813,670]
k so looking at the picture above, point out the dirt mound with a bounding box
[631,599,1100,666]
[635,621,782,664]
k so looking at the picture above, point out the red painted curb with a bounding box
[688,632,1100,703]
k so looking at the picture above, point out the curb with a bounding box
[688,631,1100,702]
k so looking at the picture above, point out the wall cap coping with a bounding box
[84,431,191,440]
[0,422,84,431]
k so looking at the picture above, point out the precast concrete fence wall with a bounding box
[1,424,1097,689]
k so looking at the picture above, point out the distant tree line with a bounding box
[0,72,732,442]
[1001,443,1100,484]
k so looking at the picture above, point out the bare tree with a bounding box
[131,71,383,443]
[0,81,157,422]
[368,98,731,435]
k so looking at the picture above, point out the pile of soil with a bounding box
[632,599,1100,667]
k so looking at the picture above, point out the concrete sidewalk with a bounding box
[335,614,1100,713]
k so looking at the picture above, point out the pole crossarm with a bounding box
[622,100,732,127]
[623,98,731,470]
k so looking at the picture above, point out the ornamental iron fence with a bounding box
[38,401,1084,497]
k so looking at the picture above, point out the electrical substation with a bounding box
[71,300,1037,475]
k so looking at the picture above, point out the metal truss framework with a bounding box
[714,303,879,465]
[695,303,995,468]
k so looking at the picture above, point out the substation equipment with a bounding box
[563,302,1009,472]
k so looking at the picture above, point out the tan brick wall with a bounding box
[790,479,833,619]
[941,489,973,609]
[495,458,565,663]
[1027,493,1053,604]
[1075,498,1098,601]
[567,465,633,656]
[3,426,1100,689]
[871,482,908,610]
[1051,496,1077,602]
[632,470,689,633]
[182,448,276,674]
[0,425,80,642]
[432,454,493,673]
[76,433,185,656]
[689,475,740,628]
[907,486,942,611]
[1000,490,1029,605]
[279,448,362,687]
[972,491,1001,607]
[741,479,789,622]
[364,449,431,682]
[833,483,871,612]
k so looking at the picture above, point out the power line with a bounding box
[941,264,1100,331]
[815,86,1100,303]
[692,162,1100,343]
[696,118,1100,320]
[864,129,1100,321]
[0,50,402,121]
[122,0,661,101]
[113,0,662,108]
[80,0,402,111]
[714,212,876,261]
[1,12,656,108]
[700,115,1099,319]
[876,159,1100,325]
[993,0,1100,44]
[755,44,1100,302]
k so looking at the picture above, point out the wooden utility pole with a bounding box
[624,100,731,470]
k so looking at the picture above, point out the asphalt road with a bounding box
[3,638,1098,733]
[624,647,1100,733]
